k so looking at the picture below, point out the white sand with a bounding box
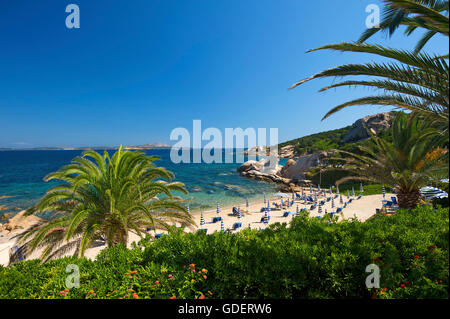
[0,191,393,266]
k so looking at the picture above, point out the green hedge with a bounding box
[0,206,448,299]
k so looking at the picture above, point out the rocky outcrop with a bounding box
[237,157,313,191]
[0,211,43,236]
[343,112,394,143]
[279,145,295,159]
[280,151,332,181]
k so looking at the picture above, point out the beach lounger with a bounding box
[357,195,362,200]
[327,197,331,202]
[233,222,242,230]
[336,207,342,213]
[212,216,222,223]
[310,204,316,210]
[155,233,164,239]
[260,216,271,223]
[283,211,295,217]
[232,207,240,216]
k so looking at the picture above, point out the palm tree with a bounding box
[359,0,449,55]
[18,147,194,262]
[329,113,448,209]
[290,0,449,140]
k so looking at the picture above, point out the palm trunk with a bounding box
[396,188,421,209]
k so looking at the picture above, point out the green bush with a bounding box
[0,206,448,299]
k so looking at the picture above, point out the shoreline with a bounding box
[0,190,391,266]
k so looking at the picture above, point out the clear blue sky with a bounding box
[0,0,448,148]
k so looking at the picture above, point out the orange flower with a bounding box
[155,280,160,285]
[208,291,213,295]
[202,269,208,273]
[169,296,177,299]
[132,293,139,299]
[89,290,94,294]
[199,294,205,299]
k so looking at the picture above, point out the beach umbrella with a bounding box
[329,186,333,195]
[238,207,242,219]
[296,205,300,217]
[336,185,340,194]
[420,186,448,199]
[200,212,205,226]
[302,189,305,197]
[310,186,313,193]
[264,211,269,224]
[441,179,449,183]
[340,194,343,204]
[318,185,321,192]
[331,196,335,208]
[187,205,190,215]
[264,194,266,204]
[360,183,364,193]
[318,203,322,214]
[292,193,295,200]
[314,192,318,203]
[352,187,355,197]
[221,220,225,232]
[382,185,386,198]
[281,198,284,206]
[246,198,249,211]
[347,190,350,200]
[217,203,221,215]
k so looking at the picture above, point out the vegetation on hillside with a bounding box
[279,126,351,155]
[1,206,447,299]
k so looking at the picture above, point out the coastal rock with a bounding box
[343,112,394,143]
[0,211,43,236]
[280,152,332,181]
[279,145,295,159]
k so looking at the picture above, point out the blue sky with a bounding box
[0,0,448,148]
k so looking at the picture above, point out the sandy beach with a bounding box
[0,191,393,266]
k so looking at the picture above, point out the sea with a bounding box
[0,149,288,221]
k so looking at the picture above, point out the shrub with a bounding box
[0,206,447,299]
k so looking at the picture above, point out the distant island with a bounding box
[0,143,171,151]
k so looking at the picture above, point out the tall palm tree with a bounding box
[359,0,449,55]
[18,147,194,263]
[329,113,448,209]
[290,0,449,140]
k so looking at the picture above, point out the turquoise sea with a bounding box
[0,149,287,220]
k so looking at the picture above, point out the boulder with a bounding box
[343,112,394,143]
[279,145,295,159]
[280,152,331,180]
